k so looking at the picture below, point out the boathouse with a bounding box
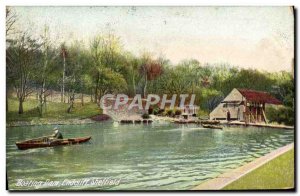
[180,104,200,119]
[209,88,281,123]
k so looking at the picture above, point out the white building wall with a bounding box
[209,103,227,120]
[209,88,245,120]
[223,88,244,102]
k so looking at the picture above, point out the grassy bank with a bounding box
[223,148,294,190]
[7,98,101,123]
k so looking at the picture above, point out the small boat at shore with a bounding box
[200,120,220,125]
[202,124,223,130]
[15,136,92,150]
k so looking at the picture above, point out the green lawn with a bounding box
[223,149,294,190]
[7,97,101,123]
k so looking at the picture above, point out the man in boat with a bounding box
[51,127,63,139]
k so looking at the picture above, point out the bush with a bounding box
[197,110,209,118]
[175,109,182,115]
[151,105,160,115]
[148,107,153,114]
[141,113,150,119]
[266,106,294,126]
[157,109,165,115]
[153,107,159,115]
[166,109,174,117]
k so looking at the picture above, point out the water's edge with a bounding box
[192,143,294,190]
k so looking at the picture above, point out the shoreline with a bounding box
[6,118,98,127]
[6,115,294,130]
[152,116,294,130]
[6,114,112,127]
[191,143,294,190]
[226,121,294,130]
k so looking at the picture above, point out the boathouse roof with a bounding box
[237,89,282,105]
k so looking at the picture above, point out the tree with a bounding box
[199,88,224,112]
[61,43,67,103]
[36,25,58,116]
[6,7,17,112]
[139,53,163,98]
[98,67,127,96]
[82,74,94,102]
[67,40,91,107]
[142,62,163,97]
[90,33,124,102]
[90,35,105,102]
[7,33,41,114]
[118,52,140,97]
[6,7,17,37]
[220,68,273,95]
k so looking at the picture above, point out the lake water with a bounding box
[6,121,294,190]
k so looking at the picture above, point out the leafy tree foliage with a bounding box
[6,11,294,125]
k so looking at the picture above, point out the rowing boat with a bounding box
[202,124,223,130]
[15,136,92,150]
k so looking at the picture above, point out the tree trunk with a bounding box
[6,95,8,112]
[6,89,8,112]
[18,98,23,114]
[98,91,102,106]
[38,93,43,117]
[94,72,100,103]
[72,93,75,108]
[132,74,136,96]
[143,75,147,98]
[62,53,66,103]
[67,90,70,104]
[81,93,84,106]
[67,92,75,113]
[44,93,47,113]
[36,91,39,102]
[61,85,63,103]
[94,87,98,103]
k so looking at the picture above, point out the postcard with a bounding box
[6,6,295,191]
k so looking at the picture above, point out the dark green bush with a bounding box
[141,113,150,119]
[266,106,294,126]
[148,107,153,114]
[157,109,165,115]
[153,107,159,115]
[166,109,174,117]
[175,109,182,115]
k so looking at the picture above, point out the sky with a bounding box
[12,6,294,72]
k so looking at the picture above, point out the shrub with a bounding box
[148,107,153,114]
[151,105,160,115]
[166,109,174,117]
[175,109,182,115]
[266,106,294,126]
[142,113,150,119]
[197,110,209,118]
[153,107,160,115]
[157,109,165,115]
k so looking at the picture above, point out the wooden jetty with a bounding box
[227,121,294,130]
[120,119,153,124]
